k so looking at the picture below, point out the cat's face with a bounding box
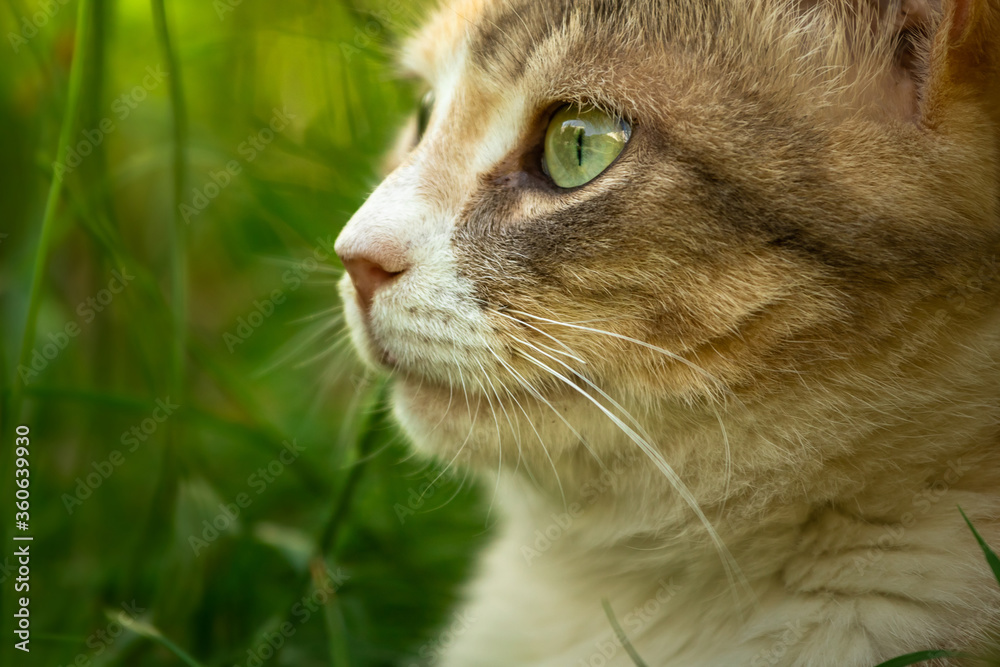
[336,0,1000,476]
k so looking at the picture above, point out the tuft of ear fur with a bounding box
[870,0,941,120]
[844,0,999,138]
[922,0,1000,131]
[914,0,1000,220]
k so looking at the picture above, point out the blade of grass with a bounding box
[1,3,93,666]
[872,650,969,667]
[310,377,389,667]
[960,507,1000,587]
[601,599,649,667]
[864,508,998,667]
[9,0,94,416]
[146,0,187,549]
[317,376,389,556]
[322,592,353,667]
[111,610,205,667]
[150,0,188,406]
[255,377,388,664]
[120,0,189,630]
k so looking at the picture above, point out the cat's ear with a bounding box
[919,0,1000,134]
[856,0,1000,130]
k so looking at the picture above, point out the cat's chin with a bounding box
[389,374,498,464]
[388,372,621,472]
[390,374,453,417]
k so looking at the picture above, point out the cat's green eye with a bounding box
[416,90,435,142]
[542,105,631,189]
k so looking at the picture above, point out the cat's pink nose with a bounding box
[337,238,409,316]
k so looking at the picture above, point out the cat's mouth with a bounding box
[356,318,574,408]
[352,323,408,375]
[343,299,488,390]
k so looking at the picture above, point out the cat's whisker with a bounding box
[254,255,309,269]
[254,255,343,275]
[301,278,343,287]
[292,330,355,370]
[492,309,587,363]
[424,368,457,437]
[304,264,344,275]
[505,308,739,516]
[299,350,361,418]
[479,357,537,488]
[290,306,344,325]
[458,365,473,421]
[558,317,624,326]
[512,347,755,608]
[508,333,654,443]
[252,316,348,378]
[489,348,568,507]
[505,308,733,398]
[473,359,507,524]
[425,464,473,515]
[417,390,482,504]
[494,344,606,472]
[507,330,725,516]
[412,367,487,505]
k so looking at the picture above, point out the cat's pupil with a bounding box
[576,128,584,166]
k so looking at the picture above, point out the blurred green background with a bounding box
[0,0,488,665]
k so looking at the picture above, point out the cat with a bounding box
[334,0,1000,664]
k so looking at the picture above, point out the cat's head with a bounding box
[335,0,1000,483]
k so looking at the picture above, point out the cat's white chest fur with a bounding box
[437,478,999,667]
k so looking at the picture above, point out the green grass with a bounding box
[0,1,489,665]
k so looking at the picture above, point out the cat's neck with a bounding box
[497,304,1000,586]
